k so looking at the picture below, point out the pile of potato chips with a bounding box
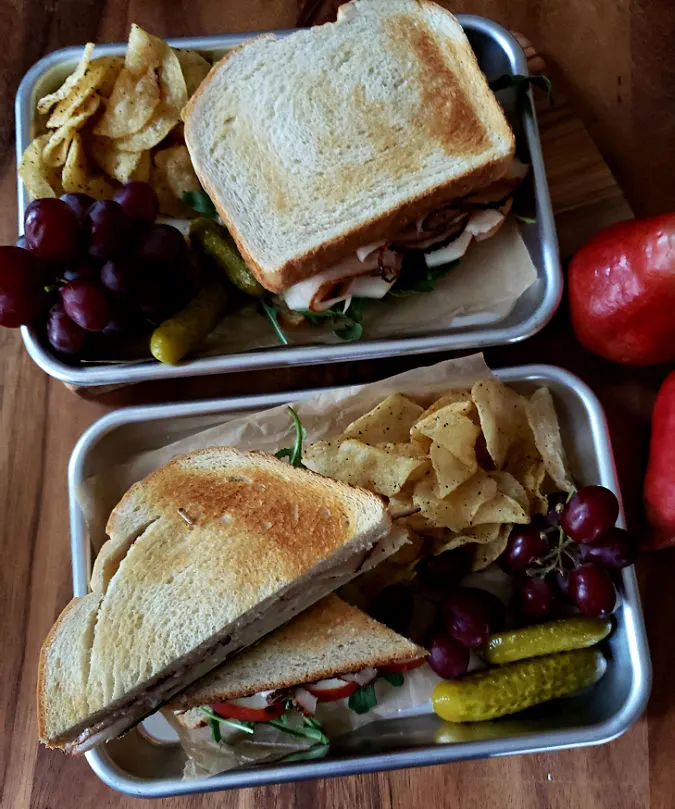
[304,378,574,582]
[19,24,211,216]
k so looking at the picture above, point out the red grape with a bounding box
[46,304,87,354]
[417,547,472,591]
[100,258,138,298]
[102,304,141,336]
[501,525,549,573]
[514,577,556,621]
[443,587,504,647]
[0,246,45,327]
[137,224,186,265]
[561,486,619,544]
[85,200,130,259]
[427,630,470,679]
[63,258,99,283]
[24,198,79,261]
[579,527,636,570]
[569,564,616,618]
[60,192,94,223]
[113,182,159,223]
[60,280,110,332]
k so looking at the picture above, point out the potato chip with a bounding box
[489,471,530,511]
[96,55,126,97]
[47,57,123,128]
[526,387,575,493]
[388,493,438,534]
[37,42,94,114]
[62,133,114,199]
[158,45,188,114]
[417,389,473,422]
[304,439,428,497]
[129,149,151,182]
[472,493,529,526]
[413,472,498,532]
[505,441,548,514]
[94,67,161,139]
[18,135,58,198]
[126,24,164,74]
[430,442,474,498]
[125,25,187,114]
[42,93,101,167]
[413,401,480,469]
[471,525,510,571]
[471,378,531,469]
[377,442,428,459]
[435,523,501,556]
[153,144,200,199]
[176,49,211,97]
[343,393,423,444]
[91,136,146,183]
[149,159,189,217]
[113,102,178,152]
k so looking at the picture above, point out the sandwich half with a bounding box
[169,594,427,732]
[183,0,517,309]
[38,447,405,754]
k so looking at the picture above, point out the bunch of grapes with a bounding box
[0,183,190,357]
[502,485,635,621]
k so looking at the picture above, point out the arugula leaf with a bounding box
[348,683,377,714]
[199,706,255,735]
[260,299,289,345]
[389,259,460,298]
[274,407,306,468]
[381,671,405,687]
[183,190,218,218]
[209,717,222,743]
[489,73,553,102]
[282,744,330,763]
[515,213,537,225]
[298,298,365,342]
[266,717,329,744]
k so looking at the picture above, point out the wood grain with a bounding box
[1,2,674,809]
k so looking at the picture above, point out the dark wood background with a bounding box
[2,2,675,808]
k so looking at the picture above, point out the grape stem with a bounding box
[527,527,581,579]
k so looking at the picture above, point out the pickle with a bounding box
[432,649,606,723]
[190,218,265,297]
[150,281,228,364]
[482,617,612,665]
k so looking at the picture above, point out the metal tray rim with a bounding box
[67,363,651,796]
[16,18,562,386]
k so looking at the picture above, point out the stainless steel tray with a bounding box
[67,364,650,796]
[16,17,561,386]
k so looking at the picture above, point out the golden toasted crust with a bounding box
[183,0,515,293]
[169,594,426,716]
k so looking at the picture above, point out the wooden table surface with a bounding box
[2,2,675,808]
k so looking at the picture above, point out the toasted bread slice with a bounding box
[38,448,400,753]
[183,0,515,293]
[170,594,426,728]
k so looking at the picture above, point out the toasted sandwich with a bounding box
[183,0,521,313]
[168,595,426,734]
[38,448,406,754]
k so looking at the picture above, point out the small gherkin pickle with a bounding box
[481,616,612,665]
[432,649,606,723]
[190,218,265,297]
[151,281,228,365]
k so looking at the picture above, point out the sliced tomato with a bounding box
[305,677,359,703]
[210,698,285,723]
[379,657,427,674]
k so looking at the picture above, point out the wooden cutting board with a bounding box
[2,17,666,809]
